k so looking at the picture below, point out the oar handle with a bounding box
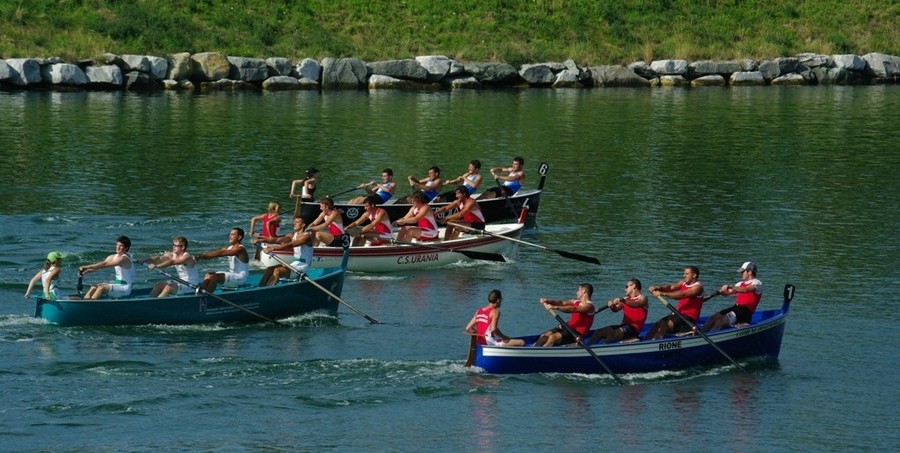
[546,306,624,385]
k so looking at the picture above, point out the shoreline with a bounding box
[2,51,899,92]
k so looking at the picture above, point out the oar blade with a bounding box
[555,249,601,265]
[456,250,507,262]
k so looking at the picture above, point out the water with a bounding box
[1,86,898,451]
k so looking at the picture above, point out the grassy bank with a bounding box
[2,0,897,65]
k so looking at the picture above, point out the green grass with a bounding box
[2,0,897,65]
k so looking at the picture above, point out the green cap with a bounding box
[46,251,63,262]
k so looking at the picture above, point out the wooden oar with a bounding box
[267,252,381,324]
[391,238,507,262]
[447,222,601,265]
[493,178,519,219]
[651,293,747,373]
[464,334,477,367]
[546,307,624,384]
[142,264,284,326]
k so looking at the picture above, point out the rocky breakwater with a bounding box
[1,51,898,92]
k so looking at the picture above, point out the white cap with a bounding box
[738,261,757,273]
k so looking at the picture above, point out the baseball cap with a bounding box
[738,261,757,273]
[306,167,319,176]
[47,251,63,262]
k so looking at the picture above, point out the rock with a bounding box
[552,69,586,88]
[321,57,367,89]
[628,61,656,79]
[266,57,294,77]
[589,65,650,87]
[757,60,781,80]
[650,59,688,75]
[813,67,866,85]
[296,58,321,82]
[519,63,556,86]
[415,55,451,82]
[228,56,268,82]
[84,65,123,87]
[368,59,429,82]
[689,60,743,77]
[447,75,480,89]
[690,74,726,87]
[658,75,688,87]
[771,73,807,85]
[464,62,523,86]
[775,57,803,74]
[0,60,11,82]
[739,59,758,71]
[120,54,152,73]
[147,56,168,80]
[796,53,834,68]
[262,76,300,90]
[297,78,320,89]
[832,54,866,71]
[124,71,155,91]
[40,63,87,85]
[729,71,765,86]
[862,52,900,79]
[167,53,192,80]
[191,52,230,81]
[368,74,440,89]
[5,58,42,86]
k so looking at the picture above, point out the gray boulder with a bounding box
[775,57,804,74]
[689,60,743,76]
[368,59,429,82]
[650,59,688,75]
[228,56,268,82]
[162,79,194,90]
[0,59,11,82]
[124,71,155,91]
[658,75,688,87]
[448,75,480,89]
[832,54,866,71]
[812,67,866,85]
[191,52,230,81]
[415,55,451,82]
[5,58,42,86]
[167,53,192,80]
[862,52,900,79]
[519,63,556,85]
[589,65,649,87]
[628,61,656,79]
[321,57,367,89]
[771,73,806,85]
[41,63,87,85]
[757,60,781,80]
[368,74,439,90]
[690,74,725,87]
[262,76,300,90]
[84,65,123,87]
[120,54,152,73]
[796,53,834,68]
[266,57,294,77]
[147,56,168,80]
[296,58,321,82]
[729,71,765,86]
[464,62,523,85]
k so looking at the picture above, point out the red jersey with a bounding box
[675,281,704,323]
[474,306,494,345]
[262,213,279,237]
[368,208,393,237]
[621,295,648,333]
[567,300,595,337]
[734,279,763,313]
[461,198,485,223]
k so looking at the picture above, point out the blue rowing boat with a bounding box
[471,284,795,374]
[34,265,346,326]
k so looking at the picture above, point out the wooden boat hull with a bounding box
[261,223,523,272]
[299,162,549,224]
[473,286,794,375]
[34,266,345,326]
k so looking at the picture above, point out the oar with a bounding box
[267,252,381,324]
[545,307,624,384]
[76,274,84,295]
[464,334,477,367]
[703,290,721,302]
[447,222,601,265]
[328,186,361,198]
[141,264,284,326]
[391,238,507,262]
[651,293,747,373]
[493,178,519,219]
[592,305,610,316]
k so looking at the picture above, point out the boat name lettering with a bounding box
[658,340,682,351]
[735,325,767,337]
[397,253,440,265]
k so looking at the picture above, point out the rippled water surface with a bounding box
[1,86,898,451]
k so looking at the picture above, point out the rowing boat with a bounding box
[33,265,347,326]
[471,284,795,374]
[299,162,549,224]
[260,223,523,272]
